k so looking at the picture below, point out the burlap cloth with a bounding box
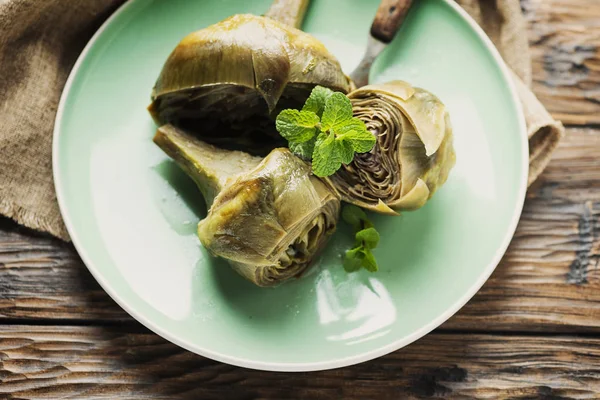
[0,0,565,241]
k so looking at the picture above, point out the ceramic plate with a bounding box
[53,0,527,371]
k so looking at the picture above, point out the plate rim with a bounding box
[52,0,528,372]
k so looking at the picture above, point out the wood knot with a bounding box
[567,201,596,285]
[409,366,468,397]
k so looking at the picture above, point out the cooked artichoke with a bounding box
[148,4,351,155]
[154,124,340,286]
[327,81,456,214]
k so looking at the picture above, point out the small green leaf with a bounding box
[337,118,376,153]
[289,137,317,160]
[334,118,366,136]
[355,227,380,249]
[338,138,355,165]
[343,247,364,272]
[275,109,319,143]
[348,131,376,153]
[312,132,342,177]
[342,204,368,231]
[321,92,353,131]
[361,248,379,272]
[302,86,334,118]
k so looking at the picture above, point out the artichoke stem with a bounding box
[153,124,262,207]
[264,0,309,28]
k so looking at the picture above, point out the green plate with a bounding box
[53,0,527,371]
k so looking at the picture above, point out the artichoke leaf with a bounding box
[154,124,340,287]
[327,81,456,214]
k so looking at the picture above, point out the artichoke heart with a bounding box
[149,13,351,155]
[154,124,340,287]
[327,81,456,214]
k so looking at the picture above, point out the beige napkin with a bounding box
[0,0,565,241]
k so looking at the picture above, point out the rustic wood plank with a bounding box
[1,128,598,331]
[0,224,129,323]
[0,326,599,399]
[525,0,600,126]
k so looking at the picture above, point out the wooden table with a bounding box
[1,1,599,398]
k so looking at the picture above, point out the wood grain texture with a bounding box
[1,128,598,331]
[0,326,599,399]
[525,0,600,126]
[0,224,129,322]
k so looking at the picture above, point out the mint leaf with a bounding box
[355,227,380,249]
[343,247,364,272]
[312,132,342,177]
[334,117,366,136]
[338,138,355,164]
[344,246,378,273]
[336,117,376,153]
[342,204,368,231]
[289,137,316,160]
[303,86,334,118]
[275,109,319,143]
[347,130,376,153]
[361,248,378,272]
[321,92,353,131]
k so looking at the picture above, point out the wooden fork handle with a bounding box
[370,0,414,43]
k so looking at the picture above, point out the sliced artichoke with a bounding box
[149,6,351,155]
[154,124,340,286]
[327,81,456,214]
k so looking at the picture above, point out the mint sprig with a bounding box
[341,204,380,273]
[275,86,376,177]
[275,109,319,143]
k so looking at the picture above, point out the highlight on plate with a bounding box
[147,0,455,286]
